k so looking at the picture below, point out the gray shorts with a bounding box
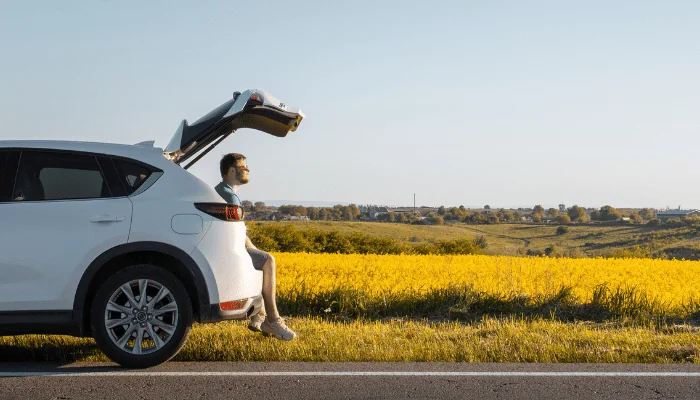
[247,248,272,271]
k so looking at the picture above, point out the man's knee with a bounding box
[263,253,276,270]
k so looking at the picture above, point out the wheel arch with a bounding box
[74,242,211,336]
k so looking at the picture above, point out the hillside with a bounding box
[250,221,700,259]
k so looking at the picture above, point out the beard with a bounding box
[236,170,250,184]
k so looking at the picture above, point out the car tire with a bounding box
[90,264,193,368]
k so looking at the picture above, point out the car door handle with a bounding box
[90,214,125,223]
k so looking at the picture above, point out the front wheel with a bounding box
[90,265,193,368]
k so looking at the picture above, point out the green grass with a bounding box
[253,221,700,259]
[3,318,700,363]
[4,284,699,363]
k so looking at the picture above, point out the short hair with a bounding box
[220,153,246,177]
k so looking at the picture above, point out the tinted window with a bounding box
[113,159,153,195]
[96,156,127,197]
[0,151,20,202]
[13,151,110,201]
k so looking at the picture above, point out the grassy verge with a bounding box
[2,318,700,363]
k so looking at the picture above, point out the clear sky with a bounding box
[1,1,699,209]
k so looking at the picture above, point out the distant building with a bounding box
[369,207,389,220]
[656,209,700,222]
[388,207,416,215]
[289,215,310,221]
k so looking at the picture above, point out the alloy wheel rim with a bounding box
[104,279,179,355]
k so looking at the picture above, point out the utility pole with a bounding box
[413,193,416,214]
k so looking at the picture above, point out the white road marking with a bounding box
[1,371,700,377]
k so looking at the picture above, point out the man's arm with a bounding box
[245,235,257,250]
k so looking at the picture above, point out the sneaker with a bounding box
[261,318,297,341]
[248,313,265,333]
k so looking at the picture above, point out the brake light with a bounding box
[194,203,245,221]
[247,93,264,106]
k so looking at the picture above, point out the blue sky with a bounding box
[1,1,699,209]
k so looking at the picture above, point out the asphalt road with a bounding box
[1,362,699,399]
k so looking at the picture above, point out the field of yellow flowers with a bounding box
[274,253,700,317]
[5,253,700,363]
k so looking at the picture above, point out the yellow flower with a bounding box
[273,253,700,308]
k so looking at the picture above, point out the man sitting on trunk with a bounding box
[214,152,296,341]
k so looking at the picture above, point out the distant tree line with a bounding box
[241,200,674,227]
[247,223,488,255]
[242,201,362,221]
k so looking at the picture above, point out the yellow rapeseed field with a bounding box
[6,253,700,363]
[274,253,700,308]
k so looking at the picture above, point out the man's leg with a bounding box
[247,249,296,340]
[260,255,281,320]
[247,249,268,331]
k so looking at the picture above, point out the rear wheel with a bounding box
[90,265,193,368]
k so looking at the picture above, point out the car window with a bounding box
[13,151,110,201]
[113,159,153,195]
[0,151,20,202]
[96,156,127,197]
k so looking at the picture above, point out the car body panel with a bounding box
[0,197,133,311]
[126,161,215,253]
[190,221,263,305]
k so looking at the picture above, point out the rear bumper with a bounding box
[201,295,263,323]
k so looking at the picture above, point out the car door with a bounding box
[0,149,132,311]
[163,89,305,168]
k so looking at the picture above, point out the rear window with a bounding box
[113,159,154,195]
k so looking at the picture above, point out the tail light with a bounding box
[194,203,245,221]
[247,93,264,107]
[220,298,248,311]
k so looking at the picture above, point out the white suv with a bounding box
[0,89,304,368]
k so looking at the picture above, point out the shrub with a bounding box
[428,238,483,255]
[247,224,483,255]
[426,214,444,225]
[565,247,585,258]
[556,226,569,236]
[557,215,571,225]
[682,215,700,226]
[646,218,661,226]
[544,244,559,257]
[605,245,652,259]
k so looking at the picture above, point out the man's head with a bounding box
[220,153,250,186]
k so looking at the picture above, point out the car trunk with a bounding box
[163,89,304,168]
